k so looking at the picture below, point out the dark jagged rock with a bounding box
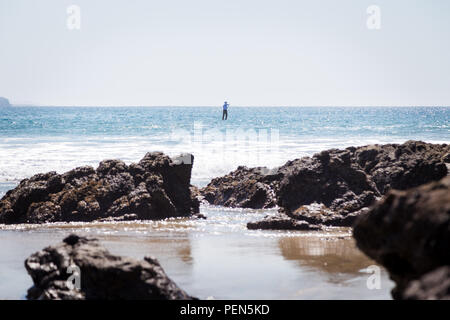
[402,266,450,300]
[353,141,449,194]
[353,176,450,299]
[201,166,279,209]
[247,212,321,231]
[25,234,196,300]
[288,203,365,227]
[202,141,449,230]
[246,203,365,230]
[277,141,447,223]
[277,149,380,217]
[0,152,200,224]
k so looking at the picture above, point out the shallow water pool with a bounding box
[0,204,394,300]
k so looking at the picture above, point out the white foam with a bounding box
[0,135,446,187]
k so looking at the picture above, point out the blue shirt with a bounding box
[223,103,228,110]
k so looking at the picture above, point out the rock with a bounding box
[355,141,448,194]
[201,166,279,209]
[247,212,321,231]
[289,203,365,227]
[277,149,380,218]
[97,213,139,222]
[191,212,207,220]
[443,152,450,163]
[402,266,450,300]
[0,97,10,107]
[25,234,196,300]
[201,141,448,230]
[247,203,364,230]
[278,141,447,220]
[0,152,200,224]
[353,176,450,299]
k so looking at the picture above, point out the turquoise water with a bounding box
[0,107,450,140]
[0,106,448,186]
[1,106,449,138]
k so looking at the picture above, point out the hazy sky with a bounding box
[1,0,449,106]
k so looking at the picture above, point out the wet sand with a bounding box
[0,205,394,299]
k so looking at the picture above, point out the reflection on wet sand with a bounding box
[0,219,196,279]
[65,230,195,275]
[279,233,377,283]
[0,205,394,299]
[100,234,192,262]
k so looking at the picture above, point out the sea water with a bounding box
[0,106,448,186]
[0,106,448,299]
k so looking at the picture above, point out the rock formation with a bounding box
[0,152,200,224]
[401,266,450,300]
[353,176,450,299]
[25,234,196,300]
[200,141,449,230]
[201,166,280,209]
[247,212,321,231]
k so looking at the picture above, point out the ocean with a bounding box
[0,106,448,188]
[0,106,448,299]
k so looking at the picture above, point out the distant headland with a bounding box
[0,97,11,107]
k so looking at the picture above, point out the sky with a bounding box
[0,0,449,106]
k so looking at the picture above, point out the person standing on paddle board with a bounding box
[222,101,229,120]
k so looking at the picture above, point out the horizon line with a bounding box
[7,104,450,108]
